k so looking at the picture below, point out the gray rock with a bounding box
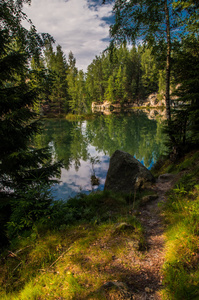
[104,150,155,193]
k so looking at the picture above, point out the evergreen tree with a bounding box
[167,35,199,154]
[115,65,128,104]
[0,0,61,242]
[85,56,105,103]
[129,46,142,102]
[105,74,116,102]
[76,70,87,114]
[44,44,69,114]
[69,70,87,114]
[29,56,49,114]
[86,44,159,106]
[141,48,158,96]
[67,51,79,113]
[106,0,187,119]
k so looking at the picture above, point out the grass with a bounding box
[1,150,199,299]
[152,150,199,176]
[159,150,199,299]
[0,221,143,299]
[0,191,144,300]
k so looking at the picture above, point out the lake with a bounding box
[37,111,167,200]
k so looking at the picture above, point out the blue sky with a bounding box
[23,0,114,71]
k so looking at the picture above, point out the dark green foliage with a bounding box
[48,191,128,228]
[105,0,198,153]
[7,184,54,238]
[85,44,159,106]
[5,188,131,238]
[43,43,69,114]
[104,0,199,125]
[0,0,61,243]
[165,35,199,155]
[67,51,88,115]
[0,10,60,188]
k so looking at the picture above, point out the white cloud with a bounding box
[23,0,113,71]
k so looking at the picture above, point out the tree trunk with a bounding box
[164,0,171,120]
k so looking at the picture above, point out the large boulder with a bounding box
[104,150,155,193]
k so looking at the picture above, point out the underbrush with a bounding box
[160,151,199,299]
[0,191,144,299]
[152,150,199,177]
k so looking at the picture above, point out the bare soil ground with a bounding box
[127,174,178,300]
[102,174,178,300]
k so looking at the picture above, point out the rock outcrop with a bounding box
[92,101,121,113]
[142,92,165,107]
[104,150,155,193]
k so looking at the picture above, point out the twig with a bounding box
[15,245,31,254]
[8,251,21,260]
[49,246,73,269]
[12,262,22,273]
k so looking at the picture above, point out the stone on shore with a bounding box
[104,150,155,193]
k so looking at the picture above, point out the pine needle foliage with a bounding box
[0,0,61,244]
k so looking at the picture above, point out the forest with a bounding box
[0,0,199,299]
[34,43,163,115]
[26,0,199,155]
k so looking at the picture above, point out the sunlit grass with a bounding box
[0,224,141,299]
[161,152,199,299]
[2,151,198,299]
[0,191,145,300]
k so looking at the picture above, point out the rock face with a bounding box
[104,150,155,193]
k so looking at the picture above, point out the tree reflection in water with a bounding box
[35,111,166,200]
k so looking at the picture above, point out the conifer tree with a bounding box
[0,0,61,237]
[141,48,158,96]
[167,35,199,153]
[67,51,79,113]
[44,44,69,114]
[107,0,179,120]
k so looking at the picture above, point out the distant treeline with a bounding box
[31,43,167,115]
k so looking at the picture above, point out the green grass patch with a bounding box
[152,150,199,176]
[0,190,144,299]
[160,152,199,299]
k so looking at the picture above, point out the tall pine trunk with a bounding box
[165,0,171,120]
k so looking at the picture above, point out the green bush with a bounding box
[49,191,128,227]
[7,184,54,238]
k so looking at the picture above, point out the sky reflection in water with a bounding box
[52,146,110,200]
[39,112,166,200]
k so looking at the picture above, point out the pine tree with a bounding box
[167,35,199,154]
[67,51,78,113]
[44,44,69,114]
[0,0,61,242]
[105,74,116,102]
[106,0,189,119]
[141,48,158,96]
[115,65,128,104]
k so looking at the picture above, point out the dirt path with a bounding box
[126,174,177,300]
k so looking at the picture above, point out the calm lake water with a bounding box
[37,111,167,200]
